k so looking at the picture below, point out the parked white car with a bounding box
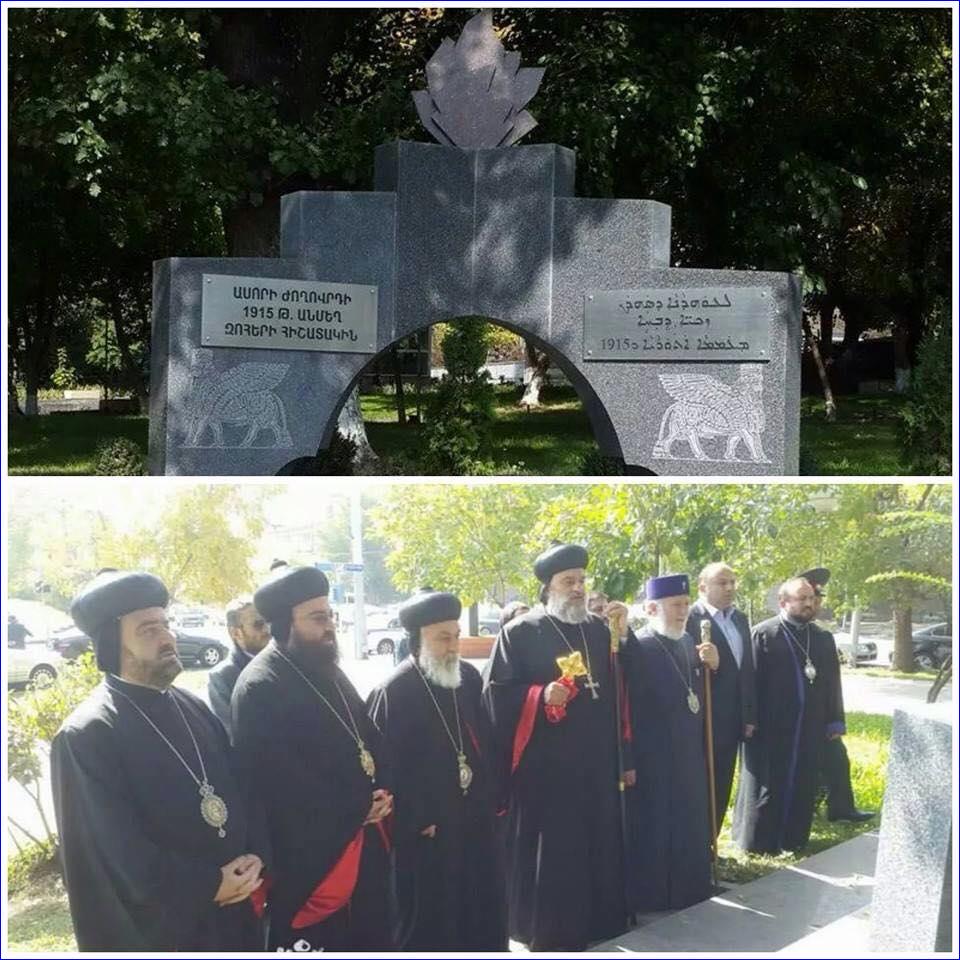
[7,643,60,688]
[366,626,405,658]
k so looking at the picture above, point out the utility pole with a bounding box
[350,490,366,660]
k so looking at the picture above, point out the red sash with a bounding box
[511,684,544,774]
[290,818,393,929]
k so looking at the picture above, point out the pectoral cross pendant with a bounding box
[583,675,600,700]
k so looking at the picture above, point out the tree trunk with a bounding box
[520,341,551,408]
[820,300,835,360]
[336,386,378,466]
[7,816,43,847]
[391,346,407,426]
[8,354,23,416]
[892,605,914,672]
[803,315,837,421]
[108,286,149,412]
[892,322,911,393]
[24,367,40,417]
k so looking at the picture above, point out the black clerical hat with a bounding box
[254,565,329,626]
[799,567,831,590]
[533,543,589,584]
[71,571,169,672]
[398,591,462,632]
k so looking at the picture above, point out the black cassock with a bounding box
[231,641,394,951]
[482,609,627,951]
[50,675,267,952]
[622,629,712,912]
[733,616,846,854]
[367,658,507,951]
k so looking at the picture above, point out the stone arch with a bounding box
[314,315,622,462]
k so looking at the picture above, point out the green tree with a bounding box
[95,487,265,604]
[9,7,949,422]
[369,485,552,605]
[824,485,951,670]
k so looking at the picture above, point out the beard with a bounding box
[289,627,340,674]
[419,648,461,689]
[127,649,182,689]
[545,591,590,624]
[649,615,686,642]
[785,607,815,624]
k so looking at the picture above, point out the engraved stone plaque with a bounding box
[584,286,771,362]
[201,274,378,353]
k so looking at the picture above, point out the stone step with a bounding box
[593,832,878,953]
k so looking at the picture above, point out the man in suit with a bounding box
[208,596,270,739]
[686,562,756,836]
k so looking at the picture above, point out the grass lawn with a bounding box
[800,394,906,475]
[7,874,76,953]
[7,412,148,476]
[849,665,939,682]
[8,389,908,476]
[716,710,891,884]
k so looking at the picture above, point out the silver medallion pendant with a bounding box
[458,753,473,794]
[687,689,701,714]
[199,781,228,838]
[804,659,817,683]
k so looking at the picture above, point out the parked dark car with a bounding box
[890,622,952,670]
[49,626,227,668]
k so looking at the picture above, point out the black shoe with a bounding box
[828,808,875,823]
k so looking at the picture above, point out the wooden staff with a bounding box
[609,616,629,865]
[700,619,719,883]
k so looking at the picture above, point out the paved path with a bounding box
[841,671,950,715]
[595,833,878,954]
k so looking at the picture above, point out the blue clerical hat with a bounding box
[645,573,690,601]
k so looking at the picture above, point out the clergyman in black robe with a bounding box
[51,571,267,952]
[367,590,507,951]
[482,543,630,951]
[733,577,847,854]
[624,573,715,913]
[801,568,874,823]
[232,565,394,952]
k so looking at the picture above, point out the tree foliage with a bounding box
[95,487,266,603]
[369,486,553,605]
[8,8,950,407]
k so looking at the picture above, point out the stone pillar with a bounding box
[869,702,952,951]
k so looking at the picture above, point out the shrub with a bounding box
[7,839,59,895]
[93,437,144,476]
[576,450,625,475]
[313,432,358,475]
[899,307,950,475]
[421,319,496,473]
[49,348,78,391]
[7,654,102,858]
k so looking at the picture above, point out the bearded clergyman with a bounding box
[482,543,633,951]
[367,590,507,951]
[622,573,716,913]
[732,576,847,854]
[231,565,394,952]
[51,571,268,951]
